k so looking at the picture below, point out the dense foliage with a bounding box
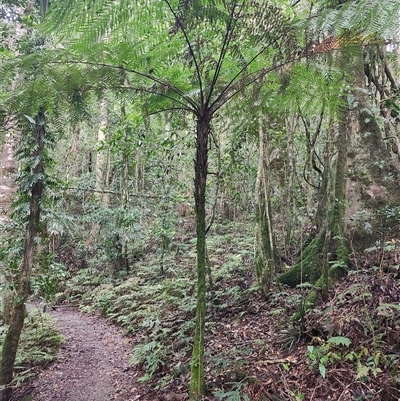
[1,0,400,400]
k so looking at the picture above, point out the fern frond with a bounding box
[310,0,400,40]
[38,0,297,119]
[276,62,346,118]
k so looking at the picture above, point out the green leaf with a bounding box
[329,352,341,361]
[319,363,326,378]
[356,363,370,379]
[327,336,351,347]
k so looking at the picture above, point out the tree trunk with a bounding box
[283,115,297,253]
[254,119,277,297]
[95,98,109,203]
[345,52,400,251]
[278,114,349,293]
[278,48,400,315]
[114,87,130,275]
[0,116,18,325]
[0,110,45,401]
[189,110,210,400]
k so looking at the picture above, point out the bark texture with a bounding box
[345,64,400,251]
[279,50,400,317]
[189,111,210,400]
[0,111,45,401]
[255,121,277,297]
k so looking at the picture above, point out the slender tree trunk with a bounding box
[283,115,296,252]
[255,119,276,297]
[0,118,18,221]
[320,119,336,297]
[114,86,130,275]
[189,110,210,400]
[0,116,18,325]
[95,98,108,203]
[0,110,45,401]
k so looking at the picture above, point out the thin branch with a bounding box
[210,36,290,113]
[300,109,324,179]
[65,186,164,199]
[311,111,324,168]
[383,62,397,91]
[210,47,268,112]
[164,0,204,107]
[303,160,319,189]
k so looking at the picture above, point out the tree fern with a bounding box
[37,2,298,399]
[43,1,296,114]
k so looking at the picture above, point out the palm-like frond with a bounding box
[43,0,295,116]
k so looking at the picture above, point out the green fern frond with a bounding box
[276,62,346,117]
[9,0,291,127]
[309,0,400,40]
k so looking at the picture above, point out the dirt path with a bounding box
[19,307,141,401]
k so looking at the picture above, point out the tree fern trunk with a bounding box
[0,111,45,401]
[189,111,210,400]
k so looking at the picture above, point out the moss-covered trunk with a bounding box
[278,113,348,312]
[189,110,210,400]
[278,47,400,314]
[345,49,400,251]
[0,111,45,401]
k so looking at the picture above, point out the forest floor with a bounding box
[10,221,400,400]
[14,269,400,401]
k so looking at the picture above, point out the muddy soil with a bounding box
[16,307,142,401]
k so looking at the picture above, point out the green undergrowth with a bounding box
[50,218,400,399]
[275,269,400,400]
[57,221,256,391]
[0,308,63,389]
